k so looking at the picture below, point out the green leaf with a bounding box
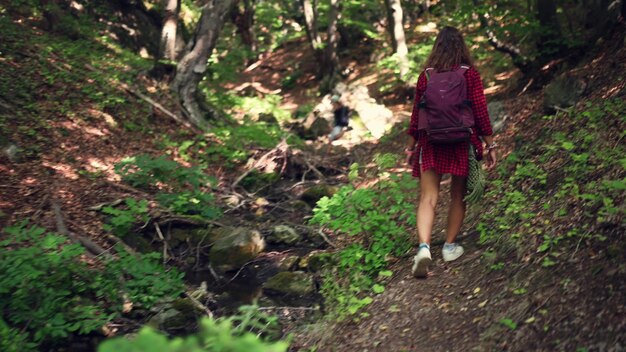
[378,270,393,277]
[499,318,518,330]
[372,284,385,294]
[561,141,575,151]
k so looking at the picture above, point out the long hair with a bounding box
[424,26,474,70]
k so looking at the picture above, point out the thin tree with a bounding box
[171,0,235,130]
[301,0,322,52]
[160,0,180,60]
[231,0,257,62]
[320,0,340,93]
[384,0,409,78]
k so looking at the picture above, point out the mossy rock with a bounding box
[147,298,201,333]
[277,255,300,271]
[263,271,314,296]
[169,227,219,248]
[300,184,338,207]
[209,227,265,270]
[544,75,587,113]
[266,225,301,246]
[289,200,312,213]
[298,251,334,272]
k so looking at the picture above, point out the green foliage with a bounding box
[311,173,417,318]
[102,198,149,237]
[378,37,435,84]
[499,318,518,330]
[0,222,183,348]
[112,155,221,225]
[477,98,625,268]
[156,191,221,221]
[115,155,211,190]
[202,120,300,165]
[105,248,185,308]
[98,309,288,352]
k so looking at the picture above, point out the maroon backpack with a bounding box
[417,65,475,144]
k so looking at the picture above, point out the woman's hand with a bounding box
[485,147,497,169]
[404,147,416,166]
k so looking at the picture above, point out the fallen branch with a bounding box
[51,199,111,259]
[154,222,170,264]
[100,180,149,196]
[84,64,199,132]
[184,292,213,318]
[88,198,125,211]
[258,306,319,311]
[318,228,337,248]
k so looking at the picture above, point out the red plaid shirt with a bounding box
[407,67,493,177]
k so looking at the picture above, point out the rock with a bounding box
[349,84,393,139]
[487,101,509,134]
[147,298,200,333]
[209,227,265,270]
[305,117,332,140]
[288,200,312,213]
[277,255,300,271]
[300,184,338,207]
[263,271,314,296]
[543,74,587,113]
[256,254,301,282]
[169,227,218,248]
[266,225,301,246]
[298,250,333,272]
[258,113,279,125]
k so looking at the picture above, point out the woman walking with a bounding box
[405,26,498,278]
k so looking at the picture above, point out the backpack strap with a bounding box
[424,68,435,81]
[457,65,470,75]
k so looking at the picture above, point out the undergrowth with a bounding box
[310,154,417,319]
[477,98,626,268]
[0,222,184,350]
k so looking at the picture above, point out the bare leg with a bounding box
[417,169,441,245]
[446,175,467,243]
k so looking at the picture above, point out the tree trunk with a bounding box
[301,0,322,50]
[231,0,257,60]
[172,0,234,130]
[320,0,340,93]
[160,0,180,61]
[472,0,530,74]
[384,0,409,78]
[536,0,562,56]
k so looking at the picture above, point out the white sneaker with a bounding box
[442,243,464,262]
[412,246,432,278]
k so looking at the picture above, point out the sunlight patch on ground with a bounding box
[42,161,79,180]
[415,22,437,33]
[86,108,118,128]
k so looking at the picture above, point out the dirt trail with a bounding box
[295,175,509,352]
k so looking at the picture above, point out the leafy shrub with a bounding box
[105,248,185,309]
[98,314,288,352]
[102,198,149,237]
[156,191,221,221]
[113,155,221,223]
[114,155,211,190]
[310,172,417,317]
[0,222,184,348]
[477,98,626,265]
